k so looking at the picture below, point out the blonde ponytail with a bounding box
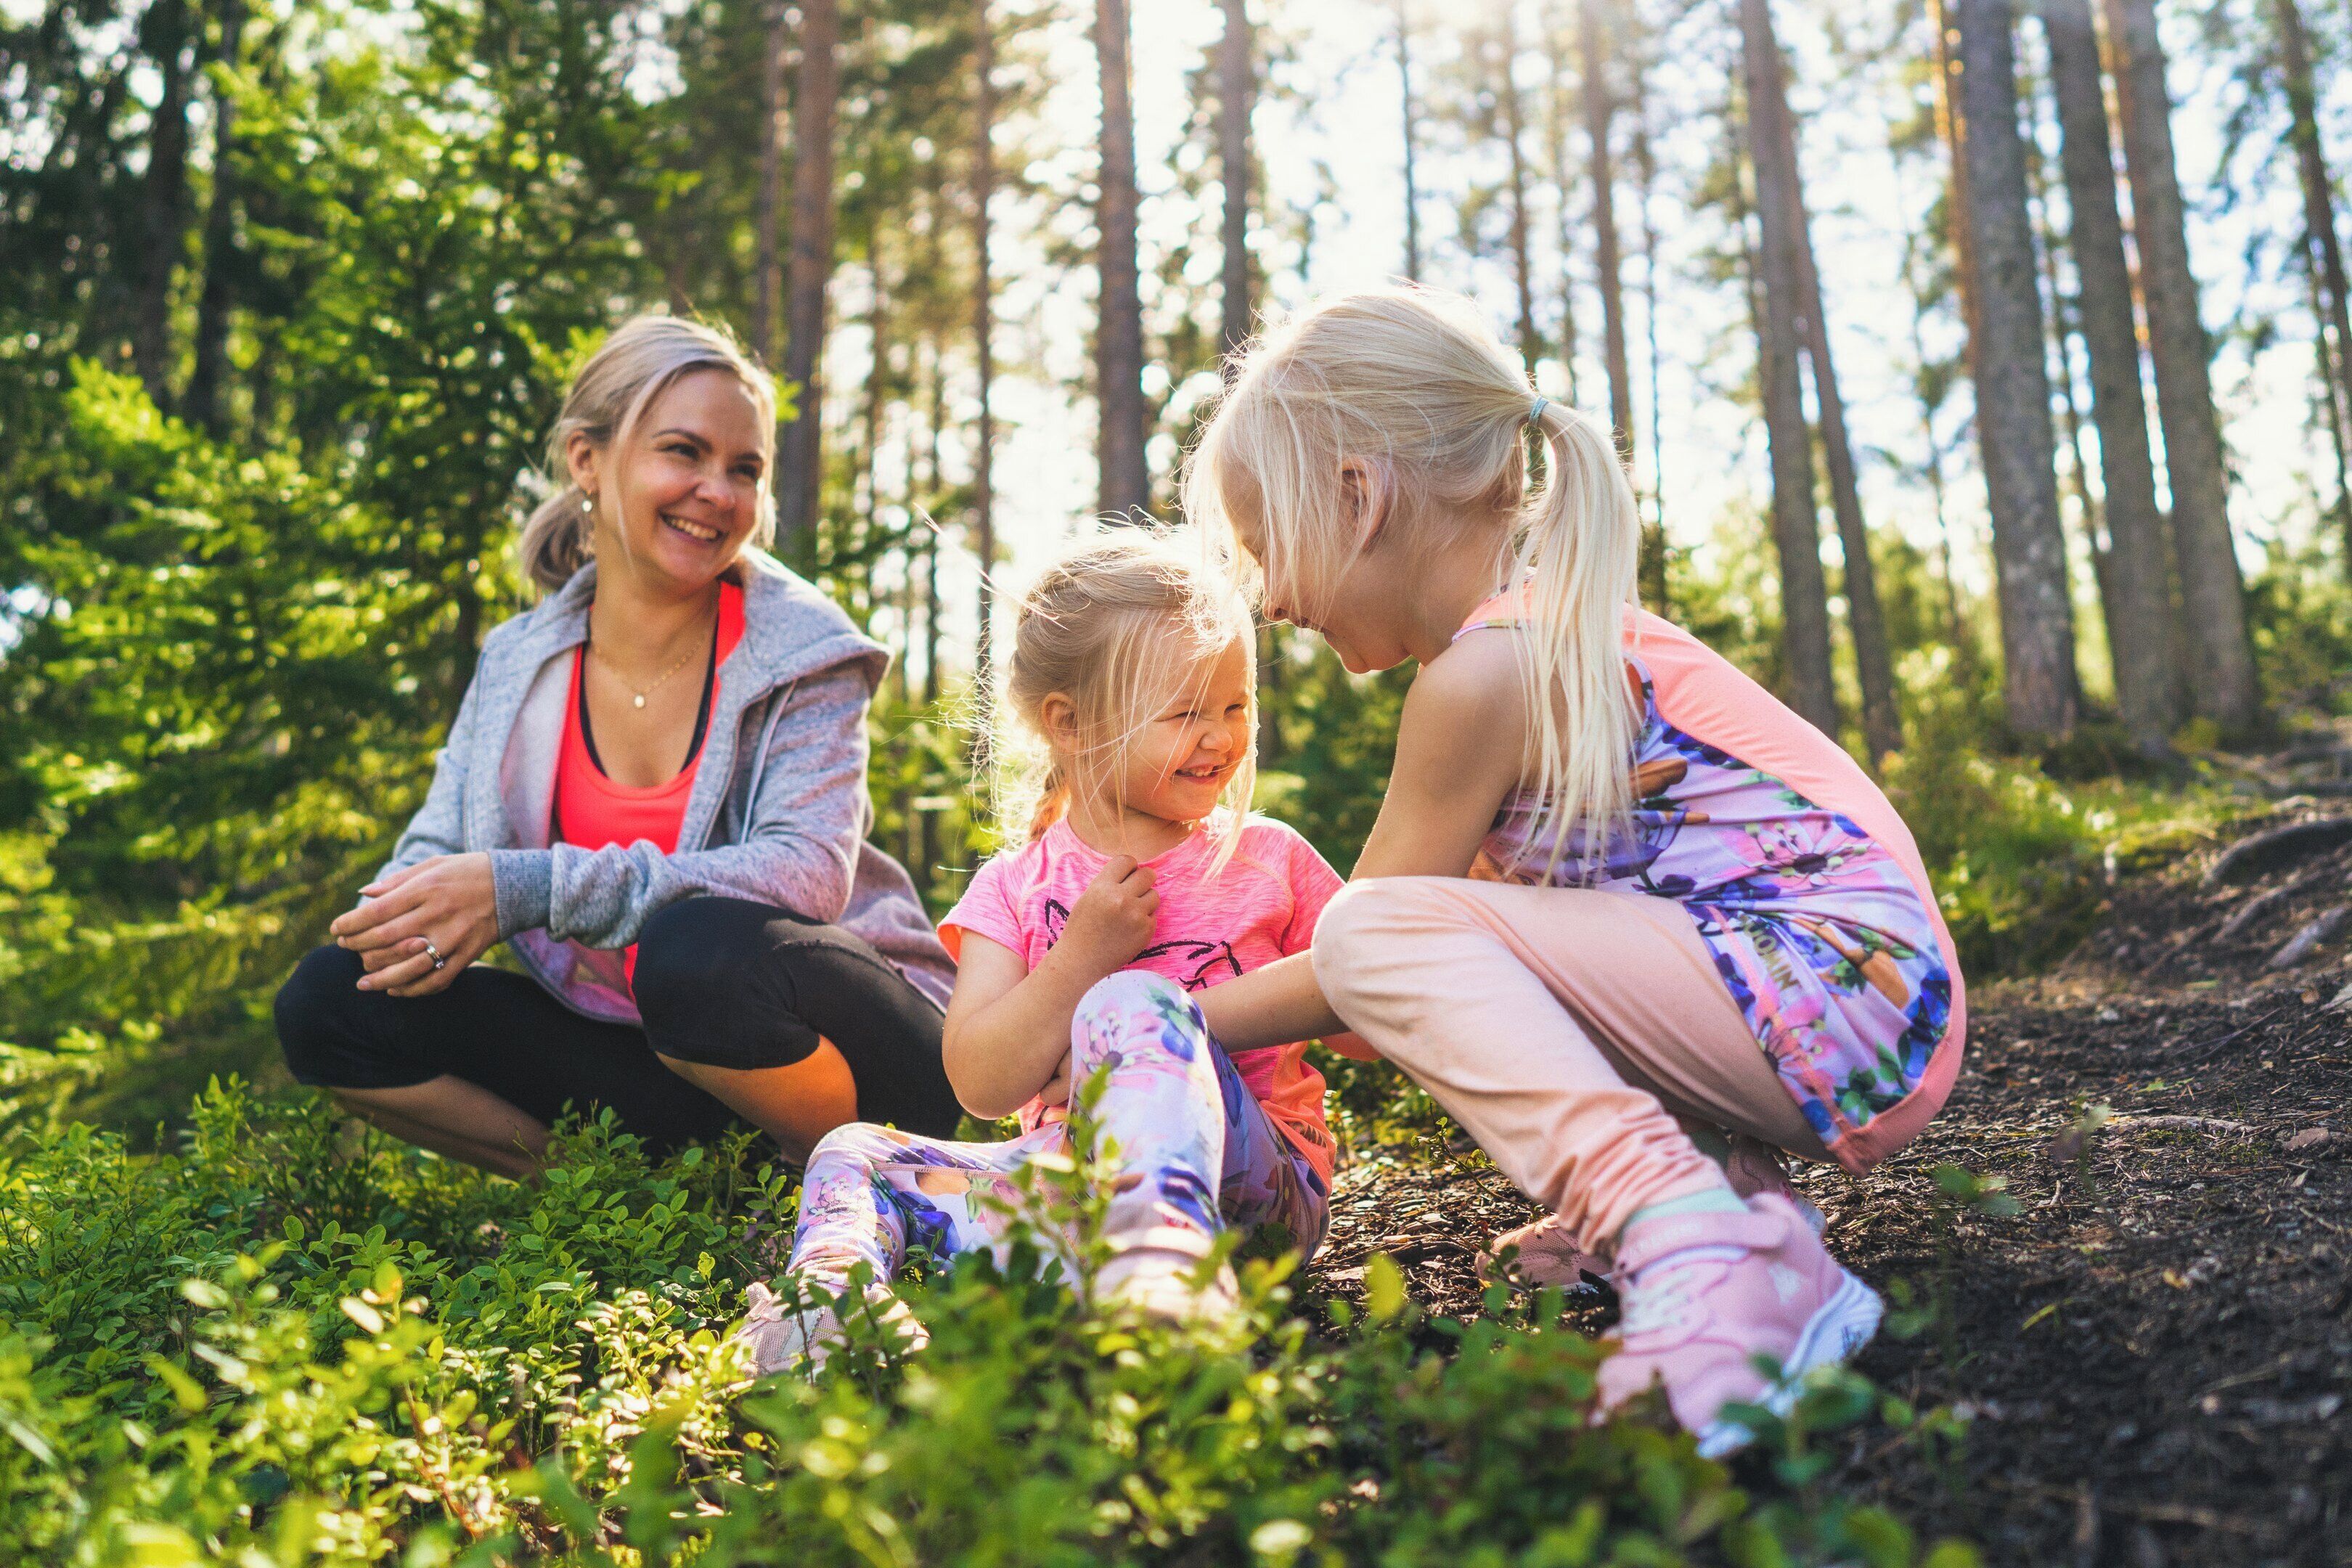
[997,528,1257,870]
[518,315,779,596]
[1185,285,1641,876]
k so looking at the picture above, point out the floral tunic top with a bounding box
[1461,598,1966,1172]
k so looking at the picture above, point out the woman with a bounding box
[274,316,961,1177]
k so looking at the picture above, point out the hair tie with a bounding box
[1528,396,1550,427]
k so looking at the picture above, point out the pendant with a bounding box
[633,694,646,709]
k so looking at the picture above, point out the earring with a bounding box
[581,494,595,515]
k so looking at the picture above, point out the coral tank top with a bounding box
[552,582,746,984]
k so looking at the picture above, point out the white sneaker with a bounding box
[1094,1248,1241,1323]
[734,1279,927,1376]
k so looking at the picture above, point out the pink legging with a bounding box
[1312,877,1830,1249]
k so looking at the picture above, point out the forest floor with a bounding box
[1304,810,2352,1568]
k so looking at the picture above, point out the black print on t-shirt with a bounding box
[1039,899,1243,992]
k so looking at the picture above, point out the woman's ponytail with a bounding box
[518,486,597,595]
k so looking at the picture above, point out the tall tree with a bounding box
[2041,0,2173,754]
[1736,7,1837,736]
[1542,17,1582,404]
[2273,0,2352,552]
[1953,0,2079,740]
[1747,0,1901,760]
[753,0,786,361]
[1216,0,1254,362]
[1580,0,1635,469]
[1497,20,1540,370]
[2099,0,2261,732]
[133,0,199,404]
[187,0,248,434]
[777,0,841,545]
[1630,33,1667,608]
[1095,0,1148,518]
[971,0,1000,772]
[1396,0,1422,282]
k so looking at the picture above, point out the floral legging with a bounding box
[780,971,1329,1303]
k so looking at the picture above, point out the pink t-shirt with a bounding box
[940,812,1344,1183]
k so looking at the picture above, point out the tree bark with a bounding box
[971,0,1000,777]
[776,0,841,547]
[2099,0,2261,734]
[1580,0,1634,470]
[753,0,786,362]
[187,0,247,435]
[1736,0,1837,737]
[1747,0,1901,760]
[1395,0,1421,282]
[1498,22,1539,371]
[1095,0,1148,519]
[1954,0,2080,741]
[1216,0,1254,364]
[1931,0,1985,383]
[1542,18,1581,405]
[2041,0,2173,754]
[1632,43,1666,610]
[133,0,197,404]
[2273,0,2352,554]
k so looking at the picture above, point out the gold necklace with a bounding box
[587,617,714,709]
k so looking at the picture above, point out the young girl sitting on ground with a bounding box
[735,531,1349,1373]
[1183,287,1966,1456]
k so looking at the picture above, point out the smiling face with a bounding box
[1049,630,1254,830]
[570,367,769,593]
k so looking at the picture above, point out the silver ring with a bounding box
[422,938,446,971]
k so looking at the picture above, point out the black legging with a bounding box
[274,897,962,1156]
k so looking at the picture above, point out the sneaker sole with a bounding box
[1693,1267,1884,1460]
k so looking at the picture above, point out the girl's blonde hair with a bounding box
[998,528,1257,867]
[1183,285,1641,875]
[517,314,780,595]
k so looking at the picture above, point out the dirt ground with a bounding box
[1306,817,2352,1567]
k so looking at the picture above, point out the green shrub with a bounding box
[0,1079,1976,1566]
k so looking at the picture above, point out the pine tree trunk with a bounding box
[1955,0,2080,740]
[1747,0,1901,761]
[1632,44,1667,610]
[2274,0,2352,550]
[1543,19,1581,405]
[2041,0,2173,754]
[2099,0,2261,734]
[187,0,246,435]
[1095,0,1148,519]
[753,0,786,362]
[1216,0,1254,364]
[1396,0,1421,282]
[971,0,1000,777]
[133,0,197,404]
[1581,0,1634,470]
[1498,23,1539,371]
[1931,0,1985,380]
[777,0,841,547]
[1736,0,1837,737]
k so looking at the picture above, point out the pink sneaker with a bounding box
[1597,1193,1882,1458]
[1486,1160,1824,1297]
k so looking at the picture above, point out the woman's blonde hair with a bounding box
[516,314,780,595]
[997,528,1257,867]
[1183,285,1641,876]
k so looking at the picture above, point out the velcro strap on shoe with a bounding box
[1613,1200,1785,1277]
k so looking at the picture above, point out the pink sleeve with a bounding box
[1278,829,1347,956]
[939,852,1028,964]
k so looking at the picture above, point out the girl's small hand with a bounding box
[330,852,499,998]
[1036,1050,1073,1107]
[1059,856,1160,975]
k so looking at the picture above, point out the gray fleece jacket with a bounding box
[380,551,955,1024]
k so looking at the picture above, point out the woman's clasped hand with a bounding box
[330,852,500,997]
